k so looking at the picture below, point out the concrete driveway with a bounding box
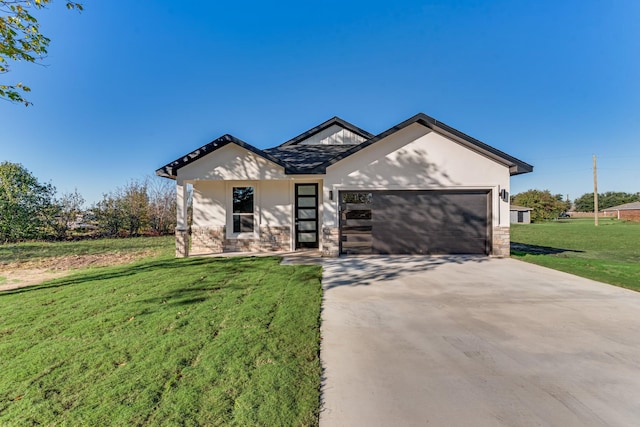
[319,256,640,427]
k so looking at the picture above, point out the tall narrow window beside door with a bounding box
[232,187,254,233]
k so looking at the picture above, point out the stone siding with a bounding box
[191,226,225,254]
[258,226,291,251]
[189,225,291,254]
[492,226,510,257]
[321,227,340,257]
[182,224,511,257]
[175,229,190,258]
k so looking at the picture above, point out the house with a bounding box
[603,201,640,222]
[510,205,533,224]
[156,113,533,257]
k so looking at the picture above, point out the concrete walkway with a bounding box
[319,256,640,427]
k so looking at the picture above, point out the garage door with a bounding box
[340,190,490,255]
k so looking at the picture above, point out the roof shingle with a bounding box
[156,113,534,178]
[603,201,640,211]
[263,145,355,174]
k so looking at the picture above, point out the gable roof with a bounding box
[259,116,374,173]
[277,116,374,147]
[603,201,640,211]
[305,113,533,175]
[156,134,288,179]
[156,113,533,179]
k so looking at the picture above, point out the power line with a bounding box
[523,153,640,161]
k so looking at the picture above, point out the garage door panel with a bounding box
[372,239,487,255]
[427,237,488,254]
[341,190,489,255]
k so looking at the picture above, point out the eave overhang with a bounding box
[156,113,533,179]
[155,134,289,180]
[308,113,533,176]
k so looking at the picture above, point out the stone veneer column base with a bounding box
[191,226,225,254]
[175,228,189,258]
[321,227,340,257]
[258,226,291,252]
[492,226,510,257]
[190,225,291,254]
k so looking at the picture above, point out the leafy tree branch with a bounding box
[0,0,82,106]
[511,189,569,222]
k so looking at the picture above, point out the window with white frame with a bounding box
[232,186,254,233]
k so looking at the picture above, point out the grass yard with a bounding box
[0,238,322,426]
[511,218,640,291]
[0,236,175,266]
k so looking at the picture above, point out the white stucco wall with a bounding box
[191,179,293,229]
[322,123,511,228]
[178,143,290,231]
[178,143,287,181]
[181,123,512,240]
[259,180,292,226]
[192,181,226,227]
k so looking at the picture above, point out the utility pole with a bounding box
[593,155,598,227]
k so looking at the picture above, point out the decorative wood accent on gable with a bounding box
[298,124,367,146]
[156,113,534,180]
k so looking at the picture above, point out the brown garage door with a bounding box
[340,190,490,255]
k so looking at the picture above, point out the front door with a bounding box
[295,183,319,249]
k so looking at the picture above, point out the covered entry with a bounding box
[339,190,491,255]
[295,183,319,249]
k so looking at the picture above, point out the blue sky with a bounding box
[2,0,639,204]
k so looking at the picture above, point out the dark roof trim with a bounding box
[155,134,289,179]
[420,114,534,176]
[157,113,534,179]
[307,113,533,176]
[277,116,375,147]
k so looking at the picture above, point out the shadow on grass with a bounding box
[0,256,279,297]
[139,289,222,308]
[511,242,585,256]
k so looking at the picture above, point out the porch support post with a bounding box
[175,179,189,258]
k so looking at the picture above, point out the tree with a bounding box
[558,193,572,213]
[121,180,149,236]
[1,0,82,106]
[93,179,151,237]
[511,189,567,222]
[574,192,640,212]
[49,188,84,239]
[0,161,56,242]
[574,193,594,212]
[148,176,176,235]
[93,193,125,237]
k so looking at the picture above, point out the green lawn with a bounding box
[0,239,322,426]
[0,236,175,266]
[511,218,640,291]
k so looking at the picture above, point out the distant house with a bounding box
[157,113,533,257]
[603,202,640,222]
[510,205,533,224]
